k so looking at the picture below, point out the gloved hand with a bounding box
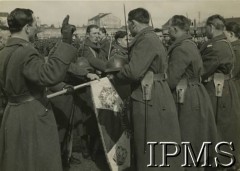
[63,84,75,95]
[107,74,114,80]
[61,15,76,44]
[86,73,100,81]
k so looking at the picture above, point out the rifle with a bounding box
[80,34,86,57]
[123,4,136,167]
[107,35,113,60]
[123,4,130,61]
[61,95,76,167]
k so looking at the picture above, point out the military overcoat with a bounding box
[200,34,240,164]
[80,38,107,72]
[0,37,77,171]
[167,34,218,165]
[99,37,111,60]
[110,41,128,59]
[116,27,183,171]
[232,39,240,99]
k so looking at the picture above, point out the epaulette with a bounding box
[207,44,213,48]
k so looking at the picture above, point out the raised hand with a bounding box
[61,15,76,44]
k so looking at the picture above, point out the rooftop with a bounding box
[225,17,240,25]
[88,13,111,21]
[0,12,9,17]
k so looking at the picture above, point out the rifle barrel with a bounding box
[107,36,113,60]
[123,4,130,61]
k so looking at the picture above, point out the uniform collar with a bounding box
[112,41,128,54]
[85,38,100,50]
[129,26,154,47]
[167,34,192,53]
[6,37,29,47]
[200,34,226,51]
[210,33,227,43]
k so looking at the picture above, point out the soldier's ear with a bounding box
[173,26,178,33]
[132,20,138,28]
[24,24,30,34]
[210,24,215,32]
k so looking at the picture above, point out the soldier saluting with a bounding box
[0,8,77,171]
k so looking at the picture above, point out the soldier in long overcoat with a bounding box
[49,57,99,162]
[166,15,218,169]
[113,8,183,171]
[200,15,240,167]
[0,9,77,171]
[225,22,240,100]
[77,25,108,160]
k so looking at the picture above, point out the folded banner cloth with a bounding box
[90,77,131,171]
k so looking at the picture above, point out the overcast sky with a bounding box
[0,0,239,28]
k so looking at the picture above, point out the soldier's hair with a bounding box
[128,8,149,24]
[7,8,33,33]
[226,22,240,38]
[99,27,107,34]
[206,14,226,31]
[86,24,99,33]
[171,15,191,32]
[114,31,127,41]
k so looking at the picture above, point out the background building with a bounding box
[0,12,9,30]
[225,17,240,25]
[88,13,121,28]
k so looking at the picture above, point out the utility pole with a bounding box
[198,11,201,25]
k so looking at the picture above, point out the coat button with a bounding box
[45,109,48,112]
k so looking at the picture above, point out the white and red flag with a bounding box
[90,77,131,171]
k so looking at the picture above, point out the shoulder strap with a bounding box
[89,47,97,58]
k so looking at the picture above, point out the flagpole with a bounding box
[47,82,91,99]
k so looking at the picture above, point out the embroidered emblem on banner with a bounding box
[98,87,121,110]
[113,146,128,165]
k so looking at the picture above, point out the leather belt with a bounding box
[8,94,41,104]
[154,73,167,81]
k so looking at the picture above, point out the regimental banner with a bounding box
[90,77,131,171]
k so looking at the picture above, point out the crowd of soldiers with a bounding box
[0,7,240,171]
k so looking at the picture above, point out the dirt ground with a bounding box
[62,131,111,171]
[62,131,134,171]
[63,152,110,171]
